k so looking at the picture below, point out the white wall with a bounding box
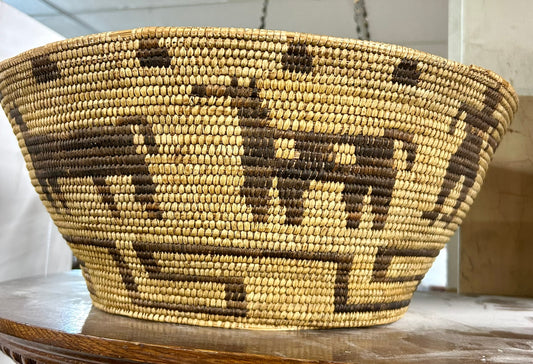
[0,4,72,282]
[0,4,73,362]
[6,0,449,58]
[448,0,533,296]
[455,0,533,96]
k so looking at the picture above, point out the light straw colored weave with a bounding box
[0,27,518,329]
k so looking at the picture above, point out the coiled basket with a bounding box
[0,27,517,329]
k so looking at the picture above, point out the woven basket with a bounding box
[0,27,517,329]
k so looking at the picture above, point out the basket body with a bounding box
[0,27,517,329]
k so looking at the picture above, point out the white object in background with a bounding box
[0,5,69,363]
[0,3,72,284]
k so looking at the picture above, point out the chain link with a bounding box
[259,0,269,29]
[258,0,369,40]
[353,0,370,40]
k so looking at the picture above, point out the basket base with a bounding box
[89,294,410,330]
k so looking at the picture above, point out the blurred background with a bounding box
[2,0,448,57]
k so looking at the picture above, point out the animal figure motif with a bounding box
[5,35,502,319]
[422,83,503,226]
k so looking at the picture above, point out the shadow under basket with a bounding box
[0,27,518,329]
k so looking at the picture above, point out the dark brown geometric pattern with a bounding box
[66,234,412,315]
[391,59,421,87]
[422,83,503,226]
[137,38,172,67]
[282,42,313,73]
[133,275,248,317]
[31,54,60,84]
[370,246,440,283]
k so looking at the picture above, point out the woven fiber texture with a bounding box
[0,27,518,329]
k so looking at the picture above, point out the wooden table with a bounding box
[0,271,531,363]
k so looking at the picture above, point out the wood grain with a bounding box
[0,272,532,363]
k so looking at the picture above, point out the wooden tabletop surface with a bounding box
[0,271,532,363]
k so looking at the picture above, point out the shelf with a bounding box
[0,271,531,363]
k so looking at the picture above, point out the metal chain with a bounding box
[259,0,269,29]
[353,0,370,40]
[259,0,368,39]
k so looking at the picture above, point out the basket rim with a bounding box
[0,26,519,112]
